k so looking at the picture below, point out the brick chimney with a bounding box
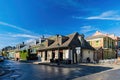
[56,34,62,45]
[45,39,49,47]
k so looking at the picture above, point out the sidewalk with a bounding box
[36,61,120,68]
[73,64,120,80]
[20,60,120,68]
[19,60,89,68]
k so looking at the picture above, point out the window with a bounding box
[96,40,99,46]
[96,40,99,43]
[118,41,120,48]
[104,38,107,48]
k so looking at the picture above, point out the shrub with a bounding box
[20,50,28,60]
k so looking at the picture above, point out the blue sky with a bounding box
[0,0,120,49]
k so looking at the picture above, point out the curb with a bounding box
[20,60,120,68]
[38,63,82,68]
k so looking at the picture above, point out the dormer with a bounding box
[45,39,54,47]
[56,34,69,45]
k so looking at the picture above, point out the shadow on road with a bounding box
[37,64,112,80]
[65,65,112,80]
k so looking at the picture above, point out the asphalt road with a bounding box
[0,60,119,80]
[74,69,120,80]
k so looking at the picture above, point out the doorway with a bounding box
[59,50,63,61]
[52,51,55,59]
[45,51,47,60]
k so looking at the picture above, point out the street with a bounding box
[0,60,120,80]
[74,68,120,80]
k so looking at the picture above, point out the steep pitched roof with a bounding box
[38,32,78,50]
[37,32,94,51]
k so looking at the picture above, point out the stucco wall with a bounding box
[38,49,71,62]
[87,38,103,48]
[41,51,45,62]
[82,49,94,62]
[55,50,59,59]
[14,52,20,60]
[63,49,69,59]
[47,50,52,61]
[8,52,15,59]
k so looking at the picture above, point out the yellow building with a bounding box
[86,31,116,60]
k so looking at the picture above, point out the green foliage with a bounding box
[20,50,28,60]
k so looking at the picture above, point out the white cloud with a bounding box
[73,10,120,21]
[0,21,32,33]
[86,10,120,20]
[12,34,39,38]
[0,34,21,49]
[0,20,52,49]
[80,26,97,33]
[0,33,40,49]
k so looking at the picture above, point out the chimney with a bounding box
[56,34,62,45]
[45,39,49,47]
[59,35,62,45]
[56,34,59,43]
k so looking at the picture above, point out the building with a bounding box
[108,34,120,49]
[16,42,25,50]
[107,34,120,60]
[14,42,26,60]
[1,46,15,59]
[37,32,95,64]
[15,37,46,61]
[86,31,116,60]
[8,50,15,59]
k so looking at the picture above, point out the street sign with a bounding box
[76,47,81,50]
[76,47,81,54]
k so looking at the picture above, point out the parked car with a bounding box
[0,56,4,62]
